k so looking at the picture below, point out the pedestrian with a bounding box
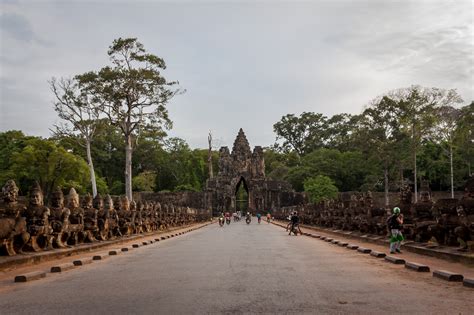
[387,207,404,254]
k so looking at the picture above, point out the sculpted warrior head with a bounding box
[130,200,137,212]
[120,195,130,211]
[104,194,114,211]
[29,182,44,206]
[2,179,19,203]
[93,194,103,210]
[82,193,93,209]
[51,187,65,208]
[68,188,80,209]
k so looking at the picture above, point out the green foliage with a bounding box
[174,184,199,192]
[4,135,90,199]
[304,175,339,204]
[133,171,156,192]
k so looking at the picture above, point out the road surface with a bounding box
[0,219,472,314]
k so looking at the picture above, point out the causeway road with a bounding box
[0,219,472,314]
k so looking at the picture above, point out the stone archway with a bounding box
[234,176,249,213]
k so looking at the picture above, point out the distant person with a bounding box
[387,207,404,254]
[266,212,271,223]
[287,211,302,235]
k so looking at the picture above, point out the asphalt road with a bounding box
[0,219,472,314]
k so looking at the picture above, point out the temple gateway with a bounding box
[205,129,304,214]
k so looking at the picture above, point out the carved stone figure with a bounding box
[67,188,87,244]
[81,194,99,243]
[0,180,27,255]
[23,183,52,252]
[104,194,121,238]
[49,188,71,248]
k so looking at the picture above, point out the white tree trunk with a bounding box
[450,145,454,198]
[86,139,98,197]
[384,166,389,207]
[414,149,418,203]
[125,135,133,201]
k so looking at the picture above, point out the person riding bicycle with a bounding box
[256,213,262,223]
[266,213,271,223]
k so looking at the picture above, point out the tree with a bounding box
[273,112,328,155]
[76,37,182,200]
[50,77,101,197]
[10,137,90,201]
[304,175,339,204]
[389,86,462,201]
[431,105,464,197]
[454,102,474,177]
[359,96,406,206]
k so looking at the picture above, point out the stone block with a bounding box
[433,270,463,282]
[331,240,339,244]
[312,235,321,238]
[384,255,405,264]
[357,247,371,254]
[370,251,386,258]
[14,271,46,283]
[154,238,161,242]
[132,244,140,248]
[405,262,430,272]
[51,263,75,273]
[320,236,327,240]
[92,254,108,261]
[161,236,166,240]
[142,242,149,245]
[347,244,359,250]
[463,278,474,288]
[73,258,93,266]
[108,250,120,255]
[338,242,348,247]
[325,238,333,242]
[121,248,129,252]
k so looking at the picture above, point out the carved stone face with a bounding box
[68,195,80,209]
[120,196,130,211]
[420,191,431,202]
[29,191,43,206]
[456,205,465,217]
[104,195,114,211]
[51,191,64,208]
[2,180,19,203]
[93,195,103,210]
[82,196,93,209]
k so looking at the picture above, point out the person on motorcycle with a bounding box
[245,212,251,224]
[218,213,224,227]
[256,213,262,224]
[288,211,302,235]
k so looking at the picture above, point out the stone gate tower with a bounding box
[205,129,304,213]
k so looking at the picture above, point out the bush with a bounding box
[304,175,339,204]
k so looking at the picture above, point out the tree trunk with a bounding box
[125,134,133,201]
[384,166,389,207]
[86,139,98,197]
[414,149,418,203]
[413,123,418,203]
[450,144,454,198]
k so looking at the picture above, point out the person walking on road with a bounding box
[387,207,404,254]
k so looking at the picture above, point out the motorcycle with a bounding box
[246,217,251,225]
[290,223,299,235]
[257,217,261,224]
[218,217,224,227]
[226,217,231,225]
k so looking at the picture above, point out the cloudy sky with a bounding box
[1,0,472,149]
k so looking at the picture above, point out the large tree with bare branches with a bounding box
[50,77,101,197]
[76,38,182,200]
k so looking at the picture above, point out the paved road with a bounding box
[1,220,472,314]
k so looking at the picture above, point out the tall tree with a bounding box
[390,86,462,201]
[50,77,101,197]
[273,112,328,155]
[76,38,182,200]
[431,105,464,197]
[360,96,405,206]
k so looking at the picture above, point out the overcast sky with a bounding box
[1,0,472,149]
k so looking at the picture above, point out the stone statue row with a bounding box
[275,178,474,251]
[0,180,208,256]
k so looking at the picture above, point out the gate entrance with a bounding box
[235,177,248,214]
